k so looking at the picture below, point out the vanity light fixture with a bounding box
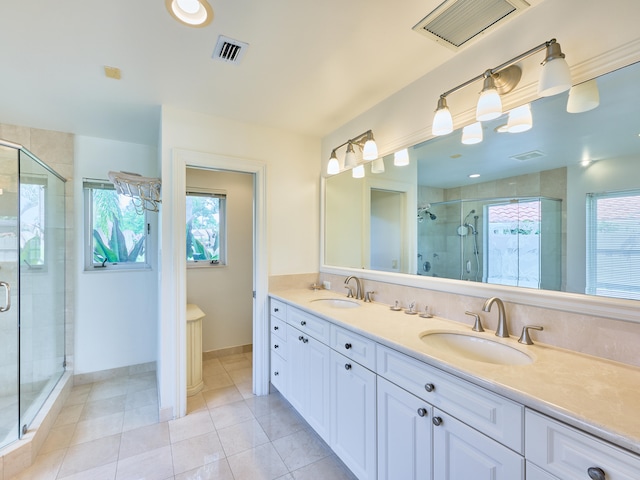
[352,165,366,178]
[506,103,532,133]
[431,38,571,136]
[567,79,600,113]
[461,122,483,145]
[326,130,379,176]
[166,0,213,27]
[371,157,385,174]
[393,148,410,166]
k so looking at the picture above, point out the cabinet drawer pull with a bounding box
[344,343,352,350]
[274,307,279,312]
[274,344,279,349]
[345,363,352,370]
[303,338,308,343]
[587,467,605,480]
[417,408,428,417]
[424,383,435,392]
[300,320,307,326]
[432,416,442,426]
[273,326,279,330]
[274,371,279,376]
[298,335,304,341]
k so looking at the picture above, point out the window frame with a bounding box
[186,188,227,268]
[83,179,150,271]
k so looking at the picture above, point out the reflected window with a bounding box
[84,181,148,269]
[587,190,640,300]
[20,178,46,267]
[186,191,226,265]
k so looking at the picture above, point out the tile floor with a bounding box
[8,353,357,480]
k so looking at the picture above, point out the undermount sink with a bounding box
[310,298,361,309]
[420,332,533,366]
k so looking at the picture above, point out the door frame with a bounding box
[160,148,268,419]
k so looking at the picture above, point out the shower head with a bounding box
[464,209,476,222]
[428,212,437,220]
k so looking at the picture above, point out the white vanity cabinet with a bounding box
[377,376,433,480]
[286,311,331,443]
[269,299,287,395]
[525,410,640,480]
[330,349,377,480]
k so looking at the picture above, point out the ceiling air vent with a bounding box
[510,150,546,161]
[412,0,530,51]
[212,35,249,64]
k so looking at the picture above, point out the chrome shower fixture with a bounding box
[418,205,437,221]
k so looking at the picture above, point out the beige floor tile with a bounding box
[119,422,170,461]
[257,406,307,441]
[39,423,76,455]
[170,431,225,475]
[63,385,91,407]
[227,443,288,480]
[202,359,225,377]
[125,387,158,410]
[202,372,234,391]
[57,434,121,478]
[246,392,290,418]
[88,382,128,402]
[53,403,84,427]
[272,428,332,471]
[9,449,65,480]
[290,455,357,480]
[217,418,270,456]
[168,409,214,444]
[186,392,207,414]
[209,400,255,429]
[124,373,157,394]
[122,403,159,432]
[228,367,252,383]
[174,458,234,480]
[202,385,244,409]
[275,475,295,480]
[70,411,124,446]
[80,395,126,421]
[57,461,117,480]
[115,445,174,480]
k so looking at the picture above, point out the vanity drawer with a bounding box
[287,306,330,344]
[331,325,376,370]
[271,332,287,358]
[270,298,287,319]
[377,344,524,453]
[525,410,640,480]
[270,350,286,394]
[271,316,287,341]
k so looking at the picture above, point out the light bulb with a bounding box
[394,149,409,166]
[177,0,200,13]
[506,104,532,133]
[461,122,483,145]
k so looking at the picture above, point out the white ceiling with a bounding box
[0,0,542,146]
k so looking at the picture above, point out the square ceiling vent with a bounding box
[413,0,530,51]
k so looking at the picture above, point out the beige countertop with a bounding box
[270,288,640,455]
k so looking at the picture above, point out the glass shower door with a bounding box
[0,144,19,449]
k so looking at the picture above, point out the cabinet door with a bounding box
[305,335,331,443]
[270,350,286,395]
[526,462,558,480]
[377,377,432,480]
[433,409,524,480]
[286,324,307,414]
[330,350,376,480]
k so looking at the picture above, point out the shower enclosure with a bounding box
[0,140,66,450]
[418,197,562,290]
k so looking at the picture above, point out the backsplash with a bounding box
[270,273,639,368]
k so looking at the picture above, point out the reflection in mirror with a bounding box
[324,61,640,300]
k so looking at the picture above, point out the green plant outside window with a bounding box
[186,192,225,264]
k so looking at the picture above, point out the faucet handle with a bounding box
[344,285,354,298]
[518,325,543,345]
[364,291,375,303]
[465,311,484,332]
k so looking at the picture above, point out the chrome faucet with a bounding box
[344,276,363,300]
[482,297,509,338]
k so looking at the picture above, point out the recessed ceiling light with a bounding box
[165,0,213,27]
[469,173,481,178]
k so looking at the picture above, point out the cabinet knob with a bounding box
[345,363,352,370]
[300,320,307,326]
[417,408,428,417]
[274,308,279,312]
[274,344,279,349]
[273,326,279,330]
[298,335,304,341]
[432,416,443,426]
[274,371,279,376]
[587,467,606,480]
[303,337,308,343]
[344,343,352,350]
[424,383,435,392]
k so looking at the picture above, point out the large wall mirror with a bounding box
[324,60,640,303]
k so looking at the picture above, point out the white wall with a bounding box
[186,168,253,352]
[74,136,158,374]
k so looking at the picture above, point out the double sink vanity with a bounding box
[269,286,640,480]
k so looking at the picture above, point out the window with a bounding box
[186,190,226,265]
[586,190,640,300]
[84,180,148,269]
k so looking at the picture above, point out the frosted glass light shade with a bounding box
[352,165,365,178]
[507,104,532,133]
[371,157,385,174]
[344,144,357,168]
[167,0,213,26]
[432,107,453,136]
[567,79,599,113]
[394,148,410,166]
[461,122,483,145]
[538,57,571,97]
[476,88,502,121]
[327,157,340,175]
[362,139,378,161]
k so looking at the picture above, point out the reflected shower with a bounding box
[418,205,437,222]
